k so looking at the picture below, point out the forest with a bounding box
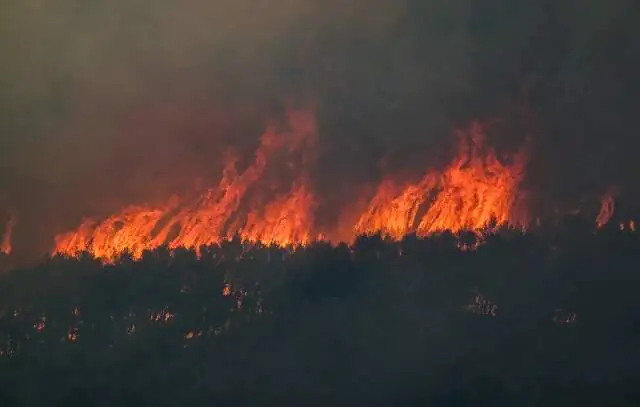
[0,219,638,406]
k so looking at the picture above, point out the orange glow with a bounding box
[241,179,320,246]
[593,192,636,232]
[595,192,615,229]
[52,113,532,262]
[53,107,320,263]
[355,122,527,239]
[1,215,15,255]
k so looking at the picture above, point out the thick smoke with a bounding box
[1,0,639,260]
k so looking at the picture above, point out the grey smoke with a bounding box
[1,0,639,259]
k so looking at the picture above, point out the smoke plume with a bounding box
[1,0,640,260]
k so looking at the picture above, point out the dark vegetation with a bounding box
[0,219,639,406]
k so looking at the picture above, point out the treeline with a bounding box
[0,219,639,406]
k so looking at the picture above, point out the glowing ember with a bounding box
[67,328,79,343]
[150,308,175,323]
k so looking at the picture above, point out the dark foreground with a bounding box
[0,222,639,406]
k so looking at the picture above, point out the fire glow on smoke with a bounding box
[0,215,15,256]
[49,106,615,263]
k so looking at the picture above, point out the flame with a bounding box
[1,215,15,255]
[52,113,530,263]
[53,107,320,262]
[355,122,527,239]
[241,179,319,246]
[595,192,615,229]
[353,177,437,241]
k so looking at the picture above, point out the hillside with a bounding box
[0,223,639,406]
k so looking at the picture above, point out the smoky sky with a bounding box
[1,0,640,257]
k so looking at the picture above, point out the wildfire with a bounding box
[52,110,530,263]
[53,107,321,262]
[355,122,527,239]
[1,215,15,255]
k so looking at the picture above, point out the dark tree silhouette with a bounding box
[0,220,639,406]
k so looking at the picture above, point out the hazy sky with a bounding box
[1,0,640,255]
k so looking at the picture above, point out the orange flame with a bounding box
[1,215,15,255]
[241,179,319,246]
[53,107,320,262]
[355,122,527,239]
[52,113,529,263]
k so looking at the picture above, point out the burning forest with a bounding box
[2,104,632,404]
[48,106,532,263]
[3,0,640,405]
[47,105,628,266]
[2,82,640,407]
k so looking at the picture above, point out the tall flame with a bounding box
[52,113,530,263]
[354,122,527,239]
[53,107,320,262]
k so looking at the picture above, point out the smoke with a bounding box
[1,0,640,259]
